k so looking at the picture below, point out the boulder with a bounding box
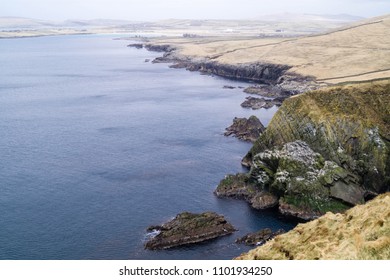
[145,212,236,250]
[236,228,285,246]
[241,96,284,110]
[224,116,265,143]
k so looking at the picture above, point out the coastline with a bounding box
[133,31,390,257]
[3,28,388,258]
[129,42,320,97]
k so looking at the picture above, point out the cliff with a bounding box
[216,82,390,220]
[246,82,390,193]
[145,15,390,84]
[236,192,390,260]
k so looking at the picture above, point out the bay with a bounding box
[0,34,295,260]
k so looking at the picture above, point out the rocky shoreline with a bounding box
[128,42,321,97]
[134,41,389,251]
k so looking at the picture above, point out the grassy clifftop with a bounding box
[236,193,390,260]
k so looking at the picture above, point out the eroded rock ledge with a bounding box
[145,212,236,250]
[128,43,319,95]
[235,228,285,246]
[224,116,265,143]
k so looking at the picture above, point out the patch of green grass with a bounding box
[283,194,350,214]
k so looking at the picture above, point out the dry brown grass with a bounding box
[152,15,390,84]
[236,193,390,260]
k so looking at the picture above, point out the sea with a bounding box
[0,34,296,260]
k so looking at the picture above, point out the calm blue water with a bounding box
[0,35,295,260]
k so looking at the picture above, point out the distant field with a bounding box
[150,15,390,84]
[0,14,360,38]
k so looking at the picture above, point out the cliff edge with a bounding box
[236,193,390,260]
[217,82,389,220]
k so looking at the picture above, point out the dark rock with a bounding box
[241,96,285,110]
[144,212,236,250]
[139,42,318,95]
[214,173,279,210]
[144,44,175,53]
[236,228,285,246]
[244,85,286,97]
[224,116,265,143]
[144,59,150,62]
[128,43,143,49]
[223,85,236,89]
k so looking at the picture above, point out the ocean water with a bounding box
[0,34,295,260]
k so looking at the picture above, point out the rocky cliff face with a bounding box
[246,82,390,193]
[236,193,390,260]
[218,82,389,219]
[128,42,319,94]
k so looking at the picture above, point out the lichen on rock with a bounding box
[220,82,389,219]
[214,173,278,210]
[246,82,390,194]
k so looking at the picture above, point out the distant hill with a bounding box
[0,17,141,29]
[0,17,59,29]
[255,13,364,22]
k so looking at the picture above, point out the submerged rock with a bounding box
[144,212,236,250]
[127,43,143,49]
[236,228,285,246]
[224,116,265,143]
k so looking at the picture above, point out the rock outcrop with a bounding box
[129,42,318,95]
[236,193,390,260]
[241,96,285,110]
[220,82,389,219]
[145,212,236,250]
[214,173,278,210]
[246,82,390,194]
[235,228,285,246]
[224,116,266,143]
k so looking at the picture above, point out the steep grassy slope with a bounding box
[236,193,390,260]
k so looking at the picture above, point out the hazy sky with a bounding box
[2,0,390,21]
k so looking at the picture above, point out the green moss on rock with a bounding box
[246,82,390,194]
